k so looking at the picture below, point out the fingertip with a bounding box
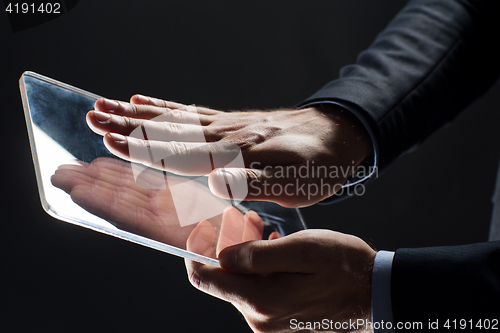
[245,210,262,224]
[86,111,98,128]
[95,97,120,111]
[217,206,245,256]
[129,95,138,104]
[268,231,282,240]
[86,111,107,136]
[222,205,244,218]
[187,220,216,257]
[49,173,62,189]
[106,132,127,143]
[223,205,235,214]
[208,169,232,199]
[92,110,112,123]
[242,210,264,242]
[130,94,150,105]
[104,98,120,110]
[94,97,105,111]
[103,133,130,159]
[208,169,248,200]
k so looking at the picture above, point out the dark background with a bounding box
[2,1,500,332]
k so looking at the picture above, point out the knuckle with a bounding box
[245,169,261,182]
[203,125,221,141]
[122,115,135,131]
[244,243,264,270]
[129,103,140,117]
[170,142,188,156]
[164,122,181,136]
[168,108,182,119]
[169,123,181,134]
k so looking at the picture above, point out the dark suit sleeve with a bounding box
[299,0,500,173]
[297,0,500,327]
[392,241,500,329]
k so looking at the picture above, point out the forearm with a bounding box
[300,0,500,172]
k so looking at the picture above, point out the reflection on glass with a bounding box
[20,71,306,266]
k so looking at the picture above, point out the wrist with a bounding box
[314,104,374,168]
[340,234,376,326]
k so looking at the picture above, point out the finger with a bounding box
[218,231,319,275]
[52,167,108,193]
[86,111,216,142]
[130,94,221,116]
[84,157,172,193]
[72,174,151,209]
[54,161,152,201]
[242,210,264,242]
[185,255,293,329]
[268,231,282,240]
[94,98,213,125]
[70,184,155,231]
[86,158,137,181]
[208,168,342,208]
[54,163,89,172]
[64,157,135,180]
[89,157,137,173]
[103,134,242,176]
[209,167,333,208]
[216,207,245,256]
[52,162,155,211]
[69,178,192,247]
[95,98,163,119]
[184,256,270,305]
[51,167,93,193]
[186,220,216,258]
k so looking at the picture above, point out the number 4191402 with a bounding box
[443,319,499,330]
[5,3,61,14]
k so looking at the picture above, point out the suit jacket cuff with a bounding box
[298,100,379,204]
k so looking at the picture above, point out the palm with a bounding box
[51,157,198,248]
[51,157,275,252]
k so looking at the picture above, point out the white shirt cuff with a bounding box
[372,250,395,333]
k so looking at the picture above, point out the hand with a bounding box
[185,229,376,333]
[50,157,229,249]
[86,95,373,208]
[187,207,282,258]
[51,158,279,251]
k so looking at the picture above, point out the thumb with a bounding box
[208,168,254,201]
[208,167,312,208]
[218,234,315,275]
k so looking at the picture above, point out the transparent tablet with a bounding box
[20,71,306,266]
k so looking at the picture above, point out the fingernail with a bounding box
[103,98,119,110]
[135,94,150,104]
[108,133,127,143]
[93,110,111,122]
